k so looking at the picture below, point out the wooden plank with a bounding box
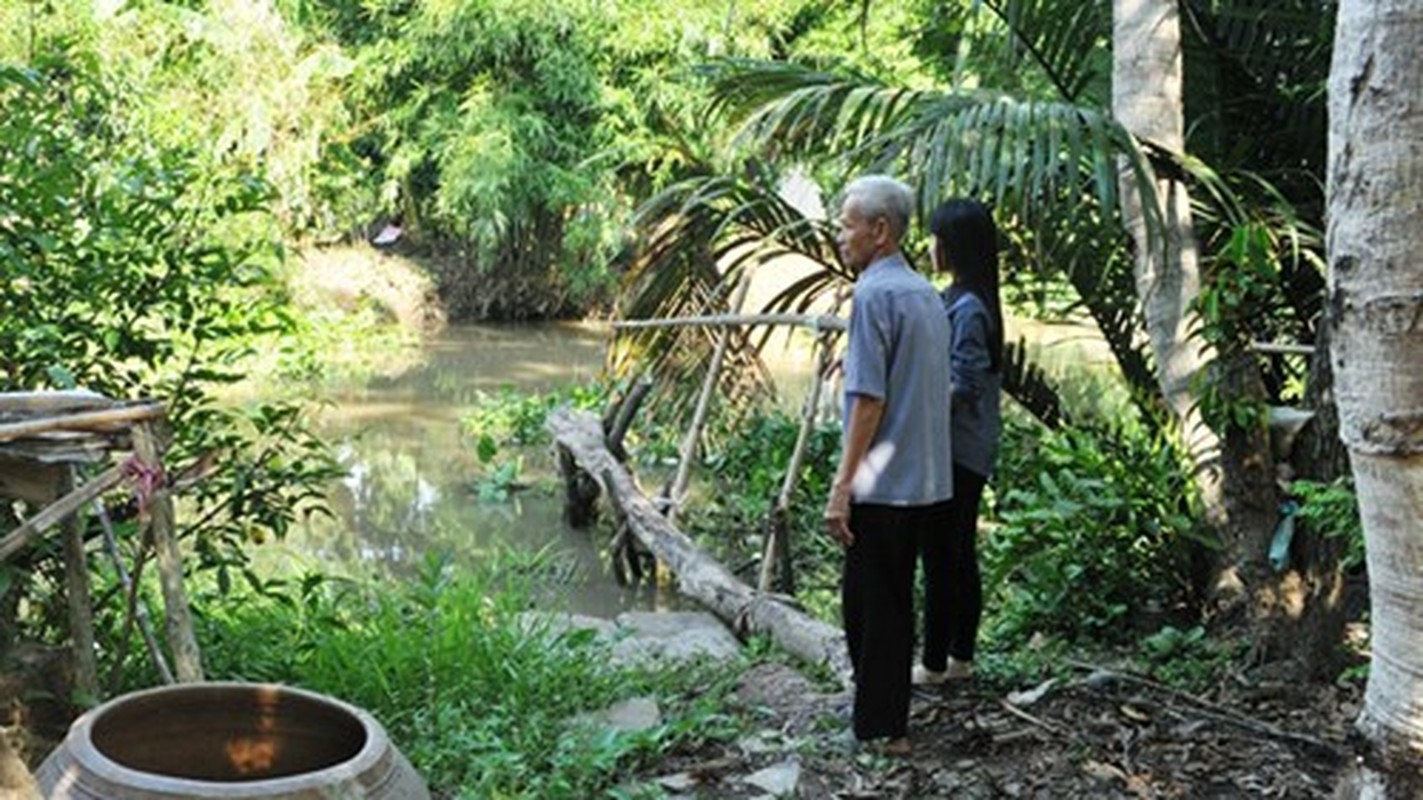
[0,455,64,505]
[0,403,166,443]
[548,407,852,687]
[0,465,125,561]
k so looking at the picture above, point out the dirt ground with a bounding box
[633,661,1359,799]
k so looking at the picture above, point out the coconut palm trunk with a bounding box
[1111,1,1219,543]
[1113,0,1283,622]
[1329,2,1423,794]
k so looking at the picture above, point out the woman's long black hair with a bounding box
[929,198,1004,373]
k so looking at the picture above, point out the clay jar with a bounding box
[36,682,429,799]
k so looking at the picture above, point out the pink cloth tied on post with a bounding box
[121,455,166,519]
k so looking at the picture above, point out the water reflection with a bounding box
[252,323,676,619]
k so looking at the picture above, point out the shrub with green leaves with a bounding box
[984,412,1202,644]
[1289,477,1365,570]
[0,51,341,666]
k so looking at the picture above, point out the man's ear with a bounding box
[873,216,894,248]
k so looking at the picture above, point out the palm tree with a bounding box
[1328,1,1423,793]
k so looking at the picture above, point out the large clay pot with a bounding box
[35,682,429,799]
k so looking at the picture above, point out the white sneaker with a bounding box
[912,665,948,685]
[944,658,974,680]
[913,659,973,685]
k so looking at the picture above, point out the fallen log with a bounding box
[548,407,851,687]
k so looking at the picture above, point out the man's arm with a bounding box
[825,393,885,547]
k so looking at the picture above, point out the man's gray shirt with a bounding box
[842,254,954,506]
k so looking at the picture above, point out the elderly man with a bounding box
[824,175,953,754]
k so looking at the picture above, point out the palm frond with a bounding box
[964,0,1112,103]
[1181,0,1331,210]
[706,61,1164,249]
[612,170,845,414]
[705,60,916,163]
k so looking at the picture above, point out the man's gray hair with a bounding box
[843,175,914,241]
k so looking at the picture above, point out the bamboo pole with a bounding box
[93,494,174,685]
[0,465,125,562]
[758,334,835,593]
[131,423,203,682]
[0,403,166,442]
[665,278,751,526]
[1250,341,1315,356]
[614,312,846,333]
[0,390,112,415]
[59,468,100,701]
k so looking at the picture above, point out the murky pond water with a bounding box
[252,323,680,618]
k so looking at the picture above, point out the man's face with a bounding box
[837,198,884,273]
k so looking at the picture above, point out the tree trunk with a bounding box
[1114,0,1280,628]
[1113,0,1213,490]
[1271,320,1351,682]
[1328,2,1423,794]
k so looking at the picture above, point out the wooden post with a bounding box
[131,423,203,683]
[665,277,751,526]
[59,468,99,702]
[557,445,600,528]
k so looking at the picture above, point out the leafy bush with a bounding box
[682,406,843,618]
[983,412,1202,644]
[0,51,341,665]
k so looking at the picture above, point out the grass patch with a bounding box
[189,549,747,798]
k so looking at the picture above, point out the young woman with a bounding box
[914,198,1004,685]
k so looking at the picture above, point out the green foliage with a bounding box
[1136,624,1242,692]
[1289,477,1365,570]
[984,413,1202,644]
[324,0,625,316]
[0,46,343,673]
[193,552,745,798]
[462,385,608,449]
[4,1,360,237]
[472,451,524,504]
[679,405,844,620]
[703,407,840,512]
[0,56,284,405]
[461,384,607,503]
[181,403,346,578]
[1190,222,1290,433]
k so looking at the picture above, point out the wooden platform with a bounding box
[0,391,203,694]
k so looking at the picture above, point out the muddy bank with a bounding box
[294,245,448,334]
